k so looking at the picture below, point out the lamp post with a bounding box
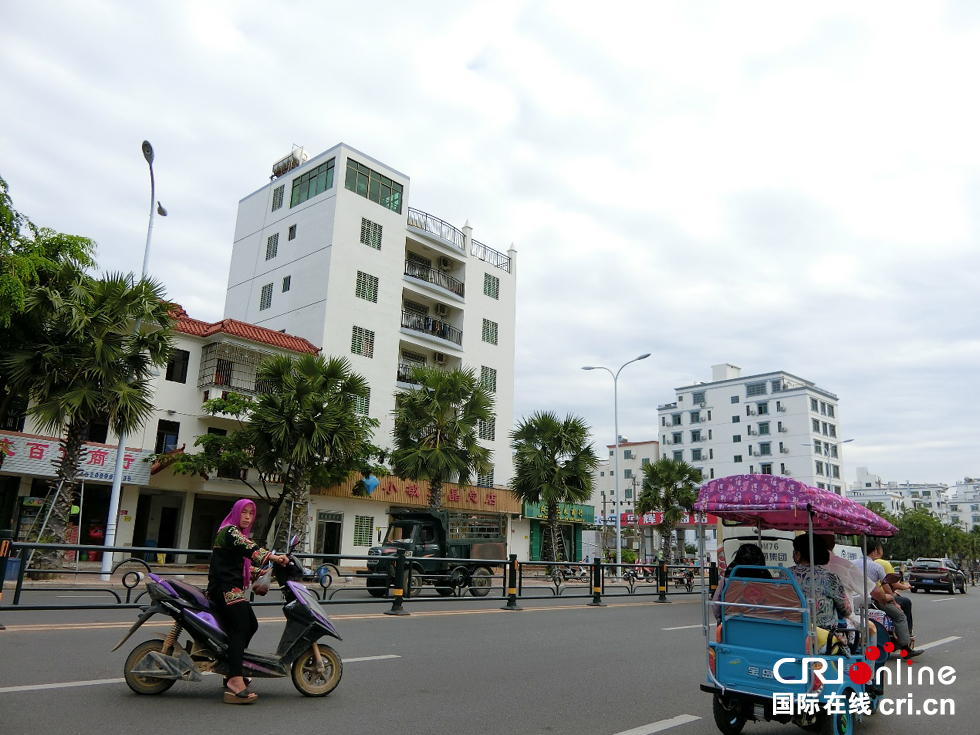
[101,141,167,580]
[801,438,852,494]
[582,353,650,569]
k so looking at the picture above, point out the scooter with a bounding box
[113,536,342,697]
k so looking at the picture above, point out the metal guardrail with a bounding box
[471,240,511,273]
[400,310,463,346]
[404,260,465,297]
[407,208,466,252]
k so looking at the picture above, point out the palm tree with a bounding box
[3,269,174,562]
[636,457,700,563]
[246,353,378,547]
[510,411,599,562]
[390,366,494,511]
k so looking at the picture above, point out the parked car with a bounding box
[908,558,967,594]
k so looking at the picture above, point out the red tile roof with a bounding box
[169,306,320,354]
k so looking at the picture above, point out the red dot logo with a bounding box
[848,662,873,685]
[865,646,881,661]
[883,642,895,653]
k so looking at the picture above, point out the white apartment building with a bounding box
[948,477,980,532]
[223,144,517,489]
[847,467,952,524]
[590,440,661,517]
[657,364,847,493]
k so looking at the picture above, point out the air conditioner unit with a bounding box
[438,256,452,270]
[778,406,787,412]
[433,352,446,365]
[699,402,707,408]
[434,303,449,316]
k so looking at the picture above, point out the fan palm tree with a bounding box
[510,411,599,562]
[636,457,700,563]
[390,365,494,511]
[2,269,175,562]
[246,353,378,547]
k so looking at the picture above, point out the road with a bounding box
[0,587,976,735]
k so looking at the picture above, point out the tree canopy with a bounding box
[636,457,700,562]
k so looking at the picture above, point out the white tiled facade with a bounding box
[589,440,661,516]
[223,144,516,487]
[657,364,847,493]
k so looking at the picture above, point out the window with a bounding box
[733,435,741,443]
[288,224,297,241]
[811,398,819,411]
[165,349,190,383]
[778,421,784,432]
[822,422,829,436]
[0,398,27,431]
[690,411,701,423]
[625,487,633,499]
[291,158,335,207]
[831,465,840,479]
[480,366,497,393]
[761,463,773,475]
[672,451,683,461]
[731,395,739,403]
[265,233,279,260]
[709,448,714,459]
[355,271,379,302]
[482,319,498,345]
[259,283,273,310]
[829,444,838,458]
[404,299,428,315]
[353,388,370,416]
[734,455,742,463]
[477,468,495,487]
[624,449,635,459]
[759,442,771,456]
[780,463,787,474]
[353,516,373,546]
[757,402,769,415]
[952,515,960,524]
[351,326,375,358]
[828,424,837,438]
[155,419,180,454]
[345,158,402,213]
[707,410,712,420]
[484,272,500,299]
[692,391,705,404]
[692,449,702,462]
[815,460,824,475]
[691,431,701,442]
[360,217,382,250]
[207,427,227,437]
[86,419,109,444]
[282,275,291,292]
[271,184,284,211]
[710,468,715,479]
[827,405,835,418]
[215,358,233,386]
[759,422,770,435]
[624,468,634,478]
[672,432,682,444]
[642,458,650,467]
[812,418,820,432]
[771,380,782,392]
[732,415,740,423]
[478,417,495,441]
[746,382,766,397]
[672,414,682,426]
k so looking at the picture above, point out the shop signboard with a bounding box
[595,511,719,527]
[522,501,594,524]
[0,431,151,485]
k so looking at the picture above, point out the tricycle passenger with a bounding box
[711,543,771,622]
[789,534,851,630]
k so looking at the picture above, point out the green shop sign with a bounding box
[522,501,594,524]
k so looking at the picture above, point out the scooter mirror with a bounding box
[289,535,301,551]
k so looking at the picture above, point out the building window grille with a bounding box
[482,319,498,345]
[480,366,497,393]
[265,233,279,260]
[291,158,335,207]
[354,388,370,416]
[477,469,494,488]
[484,273,500,299]
[259,283,273,310]
[351,326,375,358]
[478,417,496,441]
[271,185,285,211]
[353,515,373,546]
[746,382,767,397]
[355,271,379,303]
[360,217,382,249]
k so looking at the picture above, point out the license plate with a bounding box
[923,579,933,583]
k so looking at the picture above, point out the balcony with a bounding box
[396,362,423,385]
[471,239,511,273]
[197,342,272,396]
[401,310,462,346]
[407,207,465,253]
[404,260,465,298]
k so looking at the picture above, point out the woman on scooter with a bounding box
[207,498,288,704]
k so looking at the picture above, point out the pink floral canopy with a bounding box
[694,474,897,537]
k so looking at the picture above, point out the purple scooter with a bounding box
[113,536,343,697]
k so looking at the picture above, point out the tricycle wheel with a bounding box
[124,639,177,695]
[712,694,745,734]
[468,567,493,596]
[291,644,343,697]
[820,697,854,735]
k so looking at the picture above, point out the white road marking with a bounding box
[916,636,961,650]
[613,714,701,734]
[661,624,701,630]
[56,595,118,598]
[928,597,957,602]
[0,654,400,694]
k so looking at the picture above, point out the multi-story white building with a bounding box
[657,364,847,493]
[847,467,951,524]
[948,477,980,532]
[590,440,660,517]
[223,144,517,489]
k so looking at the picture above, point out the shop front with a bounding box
[523,501,594,561]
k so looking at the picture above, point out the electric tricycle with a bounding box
[694,474,897,735]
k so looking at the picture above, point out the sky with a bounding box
[2,1,979,488]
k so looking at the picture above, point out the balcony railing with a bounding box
[404,260,465,297]
[401,310,462,346]
[407,207,465,252]
[396,362,424,385]
[472,239,511,273]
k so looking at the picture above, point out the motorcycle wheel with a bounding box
[124,639,177,695]
[291,644,343,697]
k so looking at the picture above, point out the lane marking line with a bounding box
[0,654,400,694]
[917,636,961,651]
[661,624,701,631]
[613,714,701,734]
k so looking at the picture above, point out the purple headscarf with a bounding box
[219,498,257,589]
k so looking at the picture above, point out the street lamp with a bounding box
[582,353,650,569]
[101,141,167,580]
[801,438,852,493]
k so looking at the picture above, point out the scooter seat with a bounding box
[168,578,212,610]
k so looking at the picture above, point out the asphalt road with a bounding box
[0,586,977,735]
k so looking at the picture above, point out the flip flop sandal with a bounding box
[223,687,258,704]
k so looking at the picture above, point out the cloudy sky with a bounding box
[2,2,978,487]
